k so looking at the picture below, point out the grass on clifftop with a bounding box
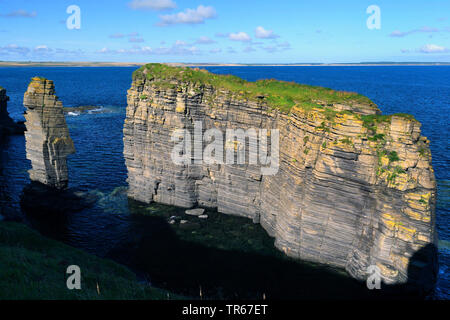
[0,222,174,300]
[133,63,376,113]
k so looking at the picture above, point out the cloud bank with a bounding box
[255,26,279,39]
[128,0,176,11]
[157,5,216,26]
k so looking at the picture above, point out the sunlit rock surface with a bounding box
[123,64,438,293]
[23,77,75,189]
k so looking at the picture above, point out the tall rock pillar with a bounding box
[23,77,75,189]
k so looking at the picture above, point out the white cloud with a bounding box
[195,36,216,44]
[34,45,50,53]
[129,37,145,43]
[157,5,216,26]
[390,30,406,37]
[259,41,291,53]
[1,10,37,18]
[255,26,279,39]
[97,41,201,56]
[389,26,440,37]
[209,48,222,53]
[110,32,141,38]
[0,44,82,58]
[0,44,30,55]
[419,44,448,53]
[229,32,251,42]
[175,40,187,46]
[128,0,176,11]
[109,32,144,42]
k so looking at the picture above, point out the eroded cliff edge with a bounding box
[0,87,25,138]
[23,77,75,189]
[124,64,437,292]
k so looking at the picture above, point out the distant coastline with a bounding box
[1,61,450,67]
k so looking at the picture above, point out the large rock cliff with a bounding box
[124,64,437,292]
[23,77,75,189]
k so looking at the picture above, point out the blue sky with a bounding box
[0,0,449,63]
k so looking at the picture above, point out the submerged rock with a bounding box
[185,208,205,216]
[23,77,75,189]
[20,182,96,215]
[123,63,438,294]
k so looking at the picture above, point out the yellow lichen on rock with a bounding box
[124,64,438,292]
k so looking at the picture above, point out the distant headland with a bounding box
[0,61,449,67]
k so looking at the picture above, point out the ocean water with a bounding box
[0,66,448,299]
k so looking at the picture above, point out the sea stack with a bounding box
[124,64,438,293]
[23,77,75,189]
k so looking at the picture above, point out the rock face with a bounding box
[23,77,75,189]
[124,64,438,292]
[0,87,25,138]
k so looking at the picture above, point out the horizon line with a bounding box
[1,61,450,67]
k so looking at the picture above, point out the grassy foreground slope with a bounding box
[0,222,173,300]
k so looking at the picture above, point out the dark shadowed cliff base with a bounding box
[104,199,437,300]
[20,182,96,215]
[17,191,437,300]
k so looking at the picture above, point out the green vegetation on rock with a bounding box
[0,222,175,300]
[340,137,353,145]
[361,113,417,132]
[133,63,376,113]
[387,151,400,162]
[133,64,419,127]
[32,76,47,81]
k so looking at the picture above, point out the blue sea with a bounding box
[0,66,448,299]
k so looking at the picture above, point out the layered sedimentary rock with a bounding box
[23,77,75,189]
[124,64,437,292]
